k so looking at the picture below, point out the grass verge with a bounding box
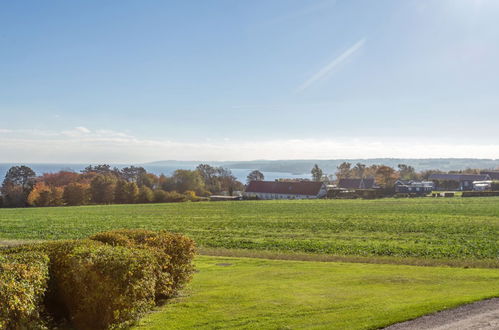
[135,255,499,329]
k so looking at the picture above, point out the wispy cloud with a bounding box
[1,128,499,162]
[298,38,366,92]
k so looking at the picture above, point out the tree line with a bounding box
[0,164,244,208]
[309,162,495,189]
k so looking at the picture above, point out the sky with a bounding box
[1,0,499,163]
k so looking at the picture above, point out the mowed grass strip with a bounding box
[135,256,499,330]
[0,198,498,261]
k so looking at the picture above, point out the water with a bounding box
[0,163,310,183]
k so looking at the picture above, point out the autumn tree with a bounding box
[352,163,366,178]
[63,183,91,206]
[375,165,399,188]
[246,170,264,183]
[217,168,243,196]
[27,182,51,206]
[335,162,352,180]
[27,182,63,206]
[40,171,79,187]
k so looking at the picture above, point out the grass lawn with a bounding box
[136,256,499,329]
[0,198,498,262]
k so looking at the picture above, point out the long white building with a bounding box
[244,181,327,200]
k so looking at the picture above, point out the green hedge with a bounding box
[462,191,499,197]
[90,229,196,299]
[0,251,49,330]
[0,231,196,329]
[48,241,157,329]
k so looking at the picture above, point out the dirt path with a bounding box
[385,298,499,330]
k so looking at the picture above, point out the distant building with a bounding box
[337,178,377,190]
[394,180,433,194]
[428,173,491,191]
[480,171,499,180]
[244,181,327,200]
[472,181,493,191]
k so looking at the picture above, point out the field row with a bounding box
[0,198,498,261]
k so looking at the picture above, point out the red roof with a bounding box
[245,181,324,196]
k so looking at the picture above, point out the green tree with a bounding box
[1,165,36,207]
[121,166,147,185]
[196,164,221,193]
[90,174,117,204]
[170,170,205,193]
[137,186,155,203]
[311,164,323,182]
[63,183,91,206]
[247,170,264,183]
[114,180,138,204]
[398,164,418,180]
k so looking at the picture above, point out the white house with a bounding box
[473,180,493,191]
[244,181,327,200]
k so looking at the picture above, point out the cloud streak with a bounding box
[298,38,366,92]
[1,127,499,163]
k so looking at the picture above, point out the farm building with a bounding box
[428,173,491,191]
[473,181,493,191]
[394,180,433,194]
[244,181,327,200]
[480,171,499,180]
[337,178,377,190]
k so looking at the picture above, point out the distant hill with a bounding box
[146,158,499,175]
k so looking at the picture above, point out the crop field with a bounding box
[0,198,498,263]
[135,256,499,329]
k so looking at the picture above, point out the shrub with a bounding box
[46,240,157,329]
[164,191,187,203]
[0,251,50,330]
[137,186,155,203]
[90,229,196,298]
[184,190,201,202]
[153,189,168,203]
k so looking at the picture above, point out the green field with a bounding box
[135,256,499,329]
[1,198,498,262]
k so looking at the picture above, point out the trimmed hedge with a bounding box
[462,191,499,197]
[0,231,196,329]
[0,251,50,330]
[90,229,196,299]
[47,241,157,329]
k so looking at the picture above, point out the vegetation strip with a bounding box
[198,248,499,269]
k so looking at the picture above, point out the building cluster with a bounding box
[242,171,499,200]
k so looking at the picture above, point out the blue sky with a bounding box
[1,0,499,162]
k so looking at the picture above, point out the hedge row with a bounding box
[0,230,196,330]
[0,251,50,329]
[462,191,499,197]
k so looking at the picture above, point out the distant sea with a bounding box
[0,163,310,183]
